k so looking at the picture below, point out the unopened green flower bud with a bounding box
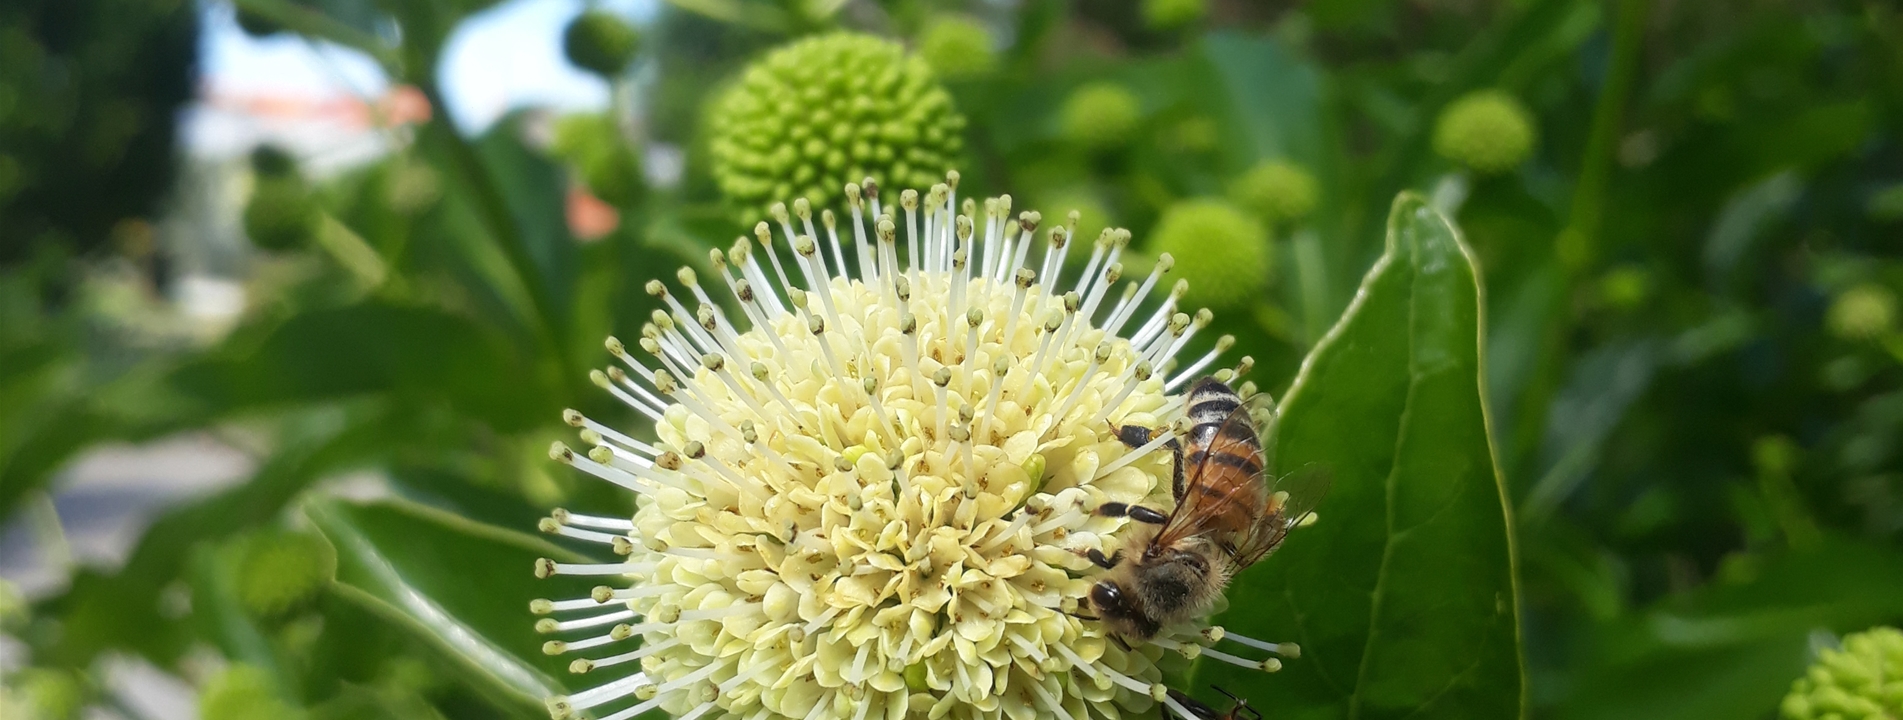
[1597,266,1650,310]
[1142,0,1207,30]
[563,10,641,78]
[243,177,319,253]
[1150,199,1269,309]
[1228,160,1318,225]
[1827,284,1897,341]
[918,15,996,79]
[236,531,336,618]
[249,145,299,180]
[1868,183,1903,222]
[1060,82,1141,152]
[200,665,303,720]
[5,668,85,720]
[709,32,965,220]
[1433,90,1536,174]
[1780,626,1903,720]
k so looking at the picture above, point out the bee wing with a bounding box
[1232,462,1332,568]
[1152,389,1279,552]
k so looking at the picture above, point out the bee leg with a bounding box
[1096,502,1169,525]
[1112,423,1155,448]
[1085,548,1122,569]
[1168,436,1186,501]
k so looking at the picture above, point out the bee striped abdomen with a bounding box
[1185,378,1263,476]
[1178,378,1268,544]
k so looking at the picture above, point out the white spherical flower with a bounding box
[533,174,1286,720]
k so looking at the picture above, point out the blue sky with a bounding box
[200,0,655,134]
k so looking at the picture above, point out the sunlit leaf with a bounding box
[1190,194,1523,720]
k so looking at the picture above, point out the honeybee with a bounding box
[1163,687,1259,720]
[1084,376,1328,642]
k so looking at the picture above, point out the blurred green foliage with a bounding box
[0,0,197,269]
[3,0,1902,718]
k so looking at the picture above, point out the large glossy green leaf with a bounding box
[307,497,593,711]
[1190,194,1523,719]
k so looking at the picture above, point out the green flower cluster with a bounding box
[243,146,320,253]
[236,530,336,618]
[1433,90,1537,174]
[1781,627,1903,720]
[1060,82,1142,152]
[563,10,641,78]
[1150,199,1270,309]
[918,15,996,79]
[1229,159,1319,225]
[1142,0,1207,30]
[1,669,84,720]
[200,665,303,720]
[709,32,965,218]
[1827,284,1897,341]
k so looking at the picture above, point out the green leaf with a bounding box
[170,302,556,432]
[306,497,593,711]
[34,409,383,668]
[1558,537,1903,720]
[1191,193,1524,719]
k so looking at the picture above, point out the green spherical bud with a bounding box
[1596,266,1650,310]
[552,113,645,207]
[1228,160,1318,225]
[1827,284,1897,341]
[709,32,965,220]
[918,16,996,79]
[4,669,85,720]
[1142,0,1207,30]
[1150,199,1269,309]
[1433,90,1537,175]
[1868,183,1903,222]
[249,145,299,180]
[235,8,283,38]
[564,10,641,78]
[200,666,302,720]
[1781,626,1903,720]
[236,531,335,618]
[243,177,319,253]
[1060,82,1142,153]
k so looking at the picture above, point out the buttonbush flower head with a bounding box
[1433,90,1536,175]
[1827,284,1897,341]
[1228,160,1318,226]
[1060,83,1142,153]
[1150,199,1269,310]
[1780,626,1903,720]
[918,16,997,79]
[709,33,965,219]
[534,172,1294,720]
[564,10,642,78]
